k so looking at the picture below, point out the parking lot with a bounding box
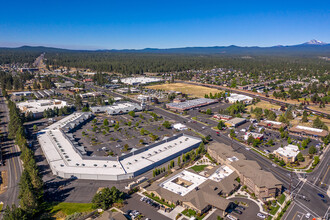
[73,111,198,157]
[122,193,170,220]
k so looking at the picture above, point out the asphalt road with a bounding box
[56,74,330,218]
[182,81,330,118]
[0,89,22,211]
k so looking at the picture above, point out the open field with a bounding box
[51,202,93,217]
[147,83,221,98]
[247,101,281,111]
[309,105,330,115]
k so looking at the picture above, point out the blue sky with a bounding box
[0,0,329,49]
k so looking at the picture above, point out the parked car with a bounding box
[321,199,327,203]
[317,193,325,198]
[257,213,266,219]
[305,213,311,218]
[233,209,242,214]
[236,206,245,211]
[227,214,237,220]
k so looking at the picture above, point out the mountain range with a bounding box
[0,40,329,56]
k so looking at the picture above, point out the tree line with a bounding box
[3,99,44,219]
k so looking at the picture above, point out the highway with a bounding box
[0,89,22,211]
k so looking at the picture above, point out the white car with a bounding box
[305,213,311,218]
[272,163,277,167]
[245,147,250,150]
[257,213,266,219]
[227,214,237,220]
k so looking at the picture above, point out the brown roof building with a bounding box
[258,120,287,130]
[207,143,282,201]
[289,125,328,138]
[146,169,237,216]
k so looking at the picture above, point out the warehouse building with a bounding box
[121,77,164,85]
[289,125,328,138]
[226,93,253,104]
[80,92,102,99]
[208,142,282,200]
[273,145,300,164]
[90,102,143,115]
[54,81,74,89]
[166,98,217,112]
[38,112,202,180]
[17,99,68,118]
[225,118,246,127]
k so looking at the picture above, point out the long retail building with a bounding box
[38,112,202,180]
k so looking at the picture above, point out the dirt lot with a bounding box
[147,83,221,98]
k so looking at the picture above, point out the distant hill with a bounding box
[0,40,329,56]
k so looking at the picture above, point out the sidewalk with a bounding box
[227,189,268,215]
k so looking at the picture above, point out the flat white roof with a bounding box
[274,144,300,158]
[17,99,68,113]
[208,165,234,182]
[227,93,253,101]
[296,125,324,133]
[38,113,201,179]
[121,77,163,85]
[264,120,282,125]
[160,165,234,196]
[161,170,207,196]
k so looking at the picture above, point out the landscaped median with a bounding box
[143,192,175,208]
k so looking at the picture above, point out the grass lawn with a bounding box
[147,83,221,98]
[182,209,205,220]
[51,202,94,216]
[190,165,208,172]
[270,205,280,215]
[278,194,286,205]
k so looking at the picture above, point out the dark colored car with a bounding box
[321,199,327,203]
[318,193,325,198]
[233,209,242,214]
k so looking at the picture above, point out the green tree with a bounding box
[279,159,286,167]
[3,204,26,220]
[230,129,236,138]
[128,111,135,117]
[162,121,172,129]
[92,187,124,210]
[103,119,109,126]
[217,120,225,130]
[297,152,304,162]
[309,146,317,155]
[302,111,308,123]
[205,108,212,115]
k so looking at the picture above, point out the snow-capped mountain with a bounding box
[304,39,327,45]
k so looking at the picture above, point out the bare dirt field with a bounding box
[147,83,221,98]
